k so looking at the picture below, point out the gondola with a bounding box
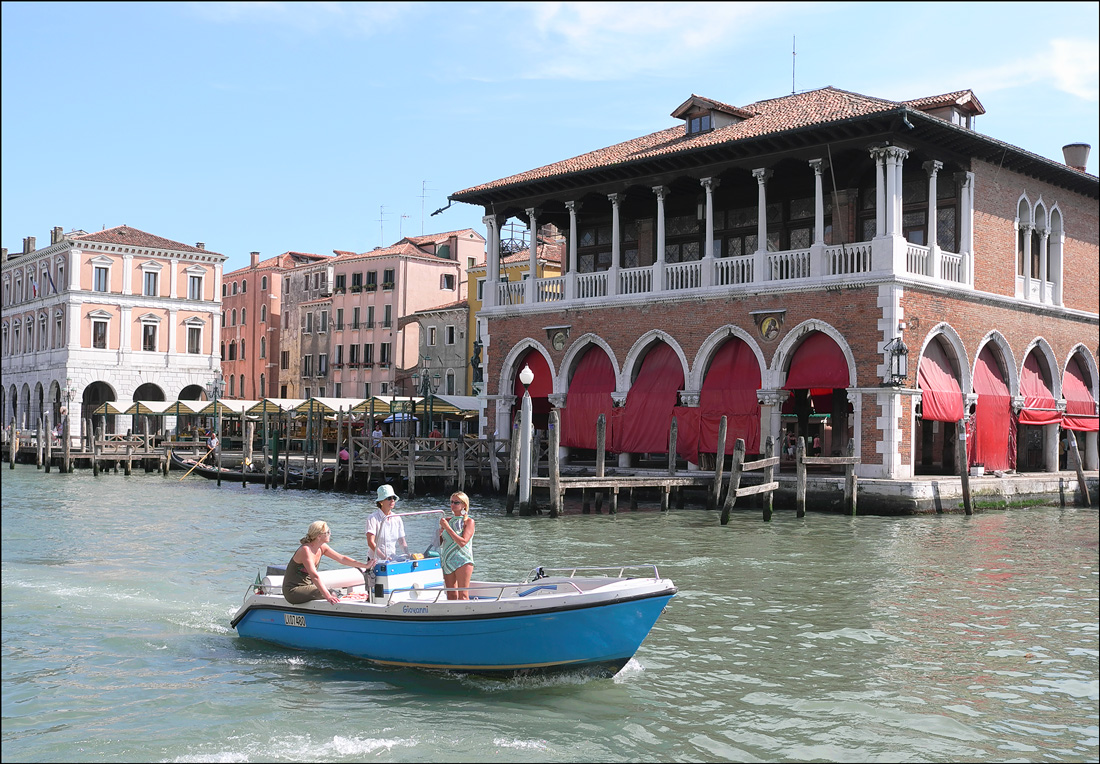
[170,450,301,486]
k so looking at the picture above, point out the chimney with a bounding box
[251,251,260,267]
[23,236,36,254]
[2,248,7,260]
[195,242,205,250]
[1062,143,1091,172]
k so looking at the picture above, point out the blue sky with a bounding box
[3,2,1097,273]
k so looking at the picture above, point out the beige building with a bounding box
[2,226,226,436]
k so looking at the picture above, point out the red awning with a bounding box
[614,343,683,454]
[972,346,1015,471]
[1019,353,1060,426]
[511,350,553,430]
[917,340,964,422]
[784,333,849,390]
[1063,357,1098,432]
[559,347,616,449]
[697,338,761,454]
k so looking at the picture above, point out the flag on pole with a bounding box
[46,270,58,295]
[31,279,38,297]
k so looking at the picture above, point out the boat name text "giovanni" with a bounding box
[284,613,307,627]
[402,605,429,614]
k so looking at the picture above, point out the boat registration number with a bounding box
[284,613,307,628]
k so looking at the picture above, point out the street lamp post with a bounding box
[412,365,442,437]
[518,364,534,513]
[62,378,77,472]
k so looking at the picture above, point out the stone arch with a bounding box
[689,325,767,392]
[918,322,971,395]
[557,333,621,395]
[621,329,689,393]
[1064,344,1099,401]
[973,331,1018,397]
[770,319,858,388]
[1016,193,1033,226]
[1020,338,1061,399]
[20,383,31,428]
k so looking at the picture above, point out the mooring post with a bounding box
[488,433,501,493]
[1067,435,1092,507]
[9,420,16,469]
[36,416,44,469]
[407,432,417,499]
[763,436,775,522]
[957,420,972,515]
[506,421,520,515]
[44,413,53,473]
[844,438,858,515]
[795,436,807,518]
[720,438,745,525]
[124,444,133,475]
[63,414,72,473]
[709,416,727,511]
[93,425,102,477]
[548,410,561,518]
[592,414,606,514]
[660,485,670,512]
[262,411,270,489]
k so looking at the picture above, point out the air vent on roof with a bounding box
[1063,143,1091,172]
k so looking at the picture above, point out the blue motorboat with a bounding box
[230,516,676,676]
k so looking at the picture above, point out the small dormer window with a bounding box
[688,114,712,135]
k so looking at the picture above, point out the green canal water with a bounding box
[2,466,1097,762]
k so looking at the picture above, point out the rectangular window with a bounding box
[144,271,158,297]
[441,273,456,290]
[319,354,328,375]
[303,355,313,376]
[383,304,392,328]
[94,267,109,292]
[320,310,328,332]
[364,382,371,398]
[351,272,363,288]
[93,320,107,349]
[365,271,377,289]
[382,269,395,289]
[335,344,343,364]
[281,350,289,370]
[336,308,343,330]
[142,324,157,352]
[364,343,374,364]
[352,306,361,328]
[366,306,375,328]
[379,343,391,364]
[334,383,342,398]
[477,279,485,301]
[429,326,437,346]
[306,312,314,333]
[187,326,201,354]
[349,344,360,364]
[445,325,456,345]
[335,274,346,291]
[188,275,202,300]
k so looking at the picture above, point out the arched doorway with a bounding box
[783,332,851,462]
[510,350,552,432]
[560,345,616,452]
[83,381,118,435]
[916,337,965,474]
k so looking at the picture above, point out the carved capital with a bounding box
[547,393,567,409]
[808,158,829,175]
[752,167,773,184]
[610,392,628,407]
[679,391,701,407]
[923,159,943,177]
[652,185,669,200]
[757,388,789,407]
[699,177,720,193]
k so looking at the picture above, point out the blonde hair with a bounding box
[450,491,470,514]
[301,521,329,545]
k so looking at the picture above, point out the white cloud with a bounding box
[968,37,1099,102]
[185,1,415,37]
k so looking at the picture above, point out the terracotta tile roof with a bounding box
[468,242,564,270]
[402,228,483,245]
[72,225,223,256]
[903,90,985,114]
[453,87,948,196]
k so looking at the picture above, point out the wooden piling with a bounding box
[709,416,727,511]
[63,414,71,473]
[10,420,18,469]
[488,433,501,493]
[506,423,521,515]
[93,425,102,477]
[762,436,774,521]
[407,433,417,499]
[548,410,561,518]
[844,438,858,515]
[36,417,43,469]
[262,411,271,489]
[957,420,972,515]
[1067,435,1092,507]
[795,436,806,517]
[124,444,133,475]
[720,438,745,525]
[44,413,52,473]
[457,436,467,493]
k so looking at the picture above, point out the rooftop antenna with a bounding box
[792,35,796,94]
[400,214,411,237]
[378,205,387,247]
[419,180,435,234]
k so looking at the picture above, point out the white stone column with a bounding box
[1039,229,1050,303]
[700,177,719,287]
[68,248,81,290]
[1052,227,1065,306]
[1021,223,1033,297]
[607,193,621,297]
[168,309,178,358]
[213,263,223,306]
[482,214,499,309]
[757,389,787,460]
[122,254,133,295]
[653,186,668,290]
[753,168,772,283]
[872,148,886,238]
[884,150,900,236]
[809,159,827,277]
[565,201,580,301]
[924,160,943,278]
[956,171,975,286]
[525,207,538,304]
[66,303,80,350]
[120,306,132,354]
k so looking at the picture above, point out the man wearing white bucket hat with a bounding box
[365,484,409,565]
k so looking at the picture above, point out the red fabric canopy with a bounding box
[1063,357,1098,432]
[697,338,761,454]
[614,343,683,454]
[511,350,553,431]
[785,333,849,390]
[917,340,964,422]
[1018,353,1060,426]
[971,346,1015,471]
[559,347,616,449]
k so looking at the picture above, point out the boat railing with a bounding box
[385,578,587,605]
[528,563,661,581]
